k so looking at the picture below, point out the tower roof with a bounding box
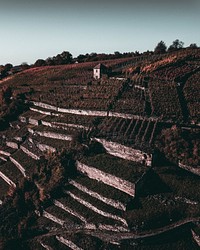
[93,63,107,70]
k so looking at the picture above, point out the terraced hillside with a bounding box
[0,50,200,249]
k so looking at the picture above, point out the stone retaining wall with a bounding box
[191,229,200,247]
[0,171,16,187]
[67,191,128,226]
[76,161,135,197]
[6,141,19,149]
[54,199,87,224]
[43,211,65,226]
[9,156,26,177]
[56,236,83,250]
[0,150,11,157]
[29,117,41,126]
[41,120,88,131]
[28,138,56,153]
[0,156,7,162]
[20,145,40,160]
[40,241,54,250]
[28,128,72,141]
[30,100,158,122]
[30,107,61,117]
[69,179,126,211]
[179,162,200,176]
[93,138,152,166]
[98,224,129,232]
[37,142,56,153]
[31,101,58,111]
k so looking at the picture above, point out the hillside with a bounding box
[0,49,200,249]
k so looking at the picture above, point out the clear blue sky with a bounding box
[0,0,199,65]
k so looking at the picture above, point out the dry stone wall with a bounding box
[54,199,87,224]
[43,210,65,226]
[41,120,88,131]
[30,100,159,122]
[6,141,19,149]
[93,138,152,166]
[20,145,40,160]
[56,236,83,250]
[28,138,56,153]
[28,127,72,141]
[30,107,60,117]
[40,241,54,250]
[191,229,200,247]
[0,171,16,187]
[9,156,26,177]
[67,190,128,226]
[179,162,200,176]
[69,179,126,211]
[0,150,11,157]
[76,161,135,197]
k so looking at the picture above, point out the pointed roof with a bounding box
[93,63,107,70]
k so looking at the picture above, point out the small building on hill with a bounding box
[93,63,108,79]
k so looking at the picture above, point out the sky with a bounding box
[0,0,200,65]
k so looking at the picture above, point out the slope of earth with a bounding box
[0,50,200,249]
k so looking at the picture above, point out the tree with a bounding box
[53,51,72,65]
[34,59,46,67]
[154,41,167,54]
[4,63,13,72]
[45,57,55,66]
[168,39,184,52]
[20,62,30,70]
[1,86,12,105]
[189,43,198,48]
[77,54,87,63]
[60,51,72,64]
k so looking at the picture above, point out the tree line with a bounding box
[0,40,198,79]
[154,39,198,54]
